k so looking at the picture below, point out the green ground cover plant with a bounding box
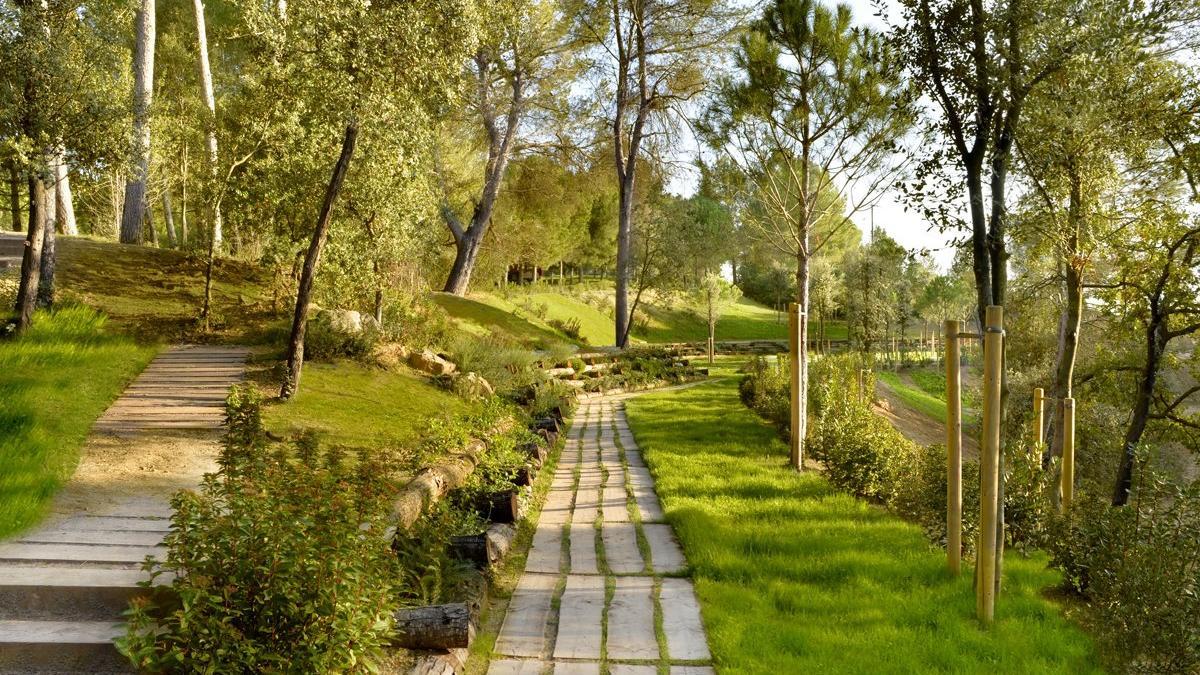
[624,367,1102,673]
[0,306,158,538]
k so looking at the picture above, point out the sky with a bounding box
[668,0,962,271]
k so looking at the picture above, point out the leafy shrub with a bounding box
[1049,467,1200,673]
[739,355,792,437]
[530,379,578,419]
[121,386,404,672]
[446,333,541,395]
[304,313,379,362]
[382,293,454,349]
[549,316,586,342]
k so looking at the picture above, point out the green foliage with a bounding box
[121,387,406,672]
[303,314,380,362]
[445,332,541,396]
[1049,466,1200,673]
[380,291,455,350]
[529,379,578,419]
[0,305,157,538]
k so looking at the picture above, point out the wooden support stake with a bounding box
[788,303,801,471]
[978,306,1003,624]
[1062,397,1075,512]
[945,320,962,576]
[1032,387,1045,450]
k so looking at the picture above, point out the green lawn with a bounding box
[878,371,949,423]
[641,297,847,343]
[262,360,469,453]
[624,369,1101,674]
[0,306,159,538]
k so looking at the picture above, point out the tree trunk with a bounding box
[194,0,222,248]
[615,172,635,347]
[162,189,177,247]
[280,122,358,400]
[180,145,189,246]
[15,174,47,331]
[37,195,55,308]
[53,158,76,235]
[1114,316,1165,506]
[7,160,21,233]
[795,241,810,464]
[120,0,156,244]
[443,227,485,295]
[44,162,57,235]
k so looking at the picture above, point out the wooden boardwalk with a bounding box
[0,345,249,673]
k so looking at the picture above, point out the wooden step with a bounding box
[0,566,161,621]
[0,620,132,672]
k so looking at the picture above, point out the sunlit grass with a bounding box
[624,373,1102,674]
[0,306,158,538]
[261,360,470,453]
[879,371,949,423]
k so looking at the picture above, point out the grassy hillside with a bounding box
[56,236,284,343]
[434,284,847,347]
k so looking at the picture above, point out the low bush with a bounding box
[382,293,455,350]
[446,332,541,396]
[121,386,405,672]
[529,379,578,419]
[549,316,586,343]
[304,312,379,362]
[1049,466,1200,673]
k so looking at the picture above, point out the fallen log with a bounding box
[533,416,560,434]
[393,603,473,650]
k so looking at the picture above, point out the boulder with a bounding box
[409,348,457,376]
[453,371,494,399]
[313,308,365,334]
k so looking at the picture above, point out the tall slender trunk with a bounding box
[162,189,177,247]
[193,0,221,248]
[7,160,21,232]
[145,200,158,246]
[280,122,358,400]
[53,158,76,235]
[120,0,155,244]
[1049,173,1083,462]
[1114,316,1166,506]
[615,172,634,347]
[37,185,55,308]
[44,161,57,235]
[15,174,47,331]
[180,146,189,246]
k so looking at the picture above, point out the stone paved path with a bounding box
[490,395,715,675]
[0,345,249,673]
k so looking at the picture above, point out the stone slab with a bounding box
[568,525,599,575]
[495,573,558,658]
[524,524,564,575]
[488,658,546,675]
[601,522,643,574]
[601,487,630,522]
[17,530,164,547]
[607,577,658,660]
[643,524,686,573]
[571,489,599,526]
[660,578,711,660]
[553,662,601,675]
[632,489,665,523]
[552,575,604,659]
[0,543,165,565]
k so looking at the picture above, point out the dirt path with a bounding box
[873,379,980,459]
